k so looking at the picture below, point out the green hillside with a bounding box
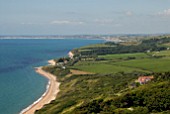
[36,36,170,114]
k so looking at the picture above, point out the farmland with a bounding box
[72,62,148,74]
[72,50,170,74]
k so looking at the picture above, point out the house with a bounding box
[62,66,66,69]
[64,60,68,64]
[68,51,74,59]
[147,50,151,53]
[137,76,154,84]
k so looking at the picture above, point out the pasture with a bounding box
[71,50,170,74]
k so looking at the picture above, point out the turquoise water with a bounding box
[0,39,103,114]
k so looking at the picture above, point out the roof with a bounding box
[138,76,154,83]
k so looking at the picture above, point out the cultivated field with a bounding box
[72,50,170,74]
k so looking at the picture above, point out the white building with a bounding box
[68,51,74,59]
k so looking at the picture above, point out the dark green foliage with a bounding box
[80,37,170,56]
[36,72,139,114]
[42,66,70,80]
[132,107,149,114]
[80,99,103,113]
[38,67,170,114]
[105,42,117,45]
[74,72,170,113]
[153,72,170,82]
[142,37,170,45]
[57,58,64,62]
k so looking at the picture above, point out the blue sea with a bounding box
[0,39,103,114]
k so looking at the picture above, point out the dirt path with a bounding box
[66,69,94,77]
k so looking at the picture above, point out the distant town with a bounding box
[1,34,170,43]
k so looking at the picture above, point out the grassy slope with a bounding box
[36,65,170,114]
[35,73,138,114]
[74,79,170,114]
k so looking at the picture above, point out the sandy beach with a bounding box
[21,64,60,114]
[48,59,56,66]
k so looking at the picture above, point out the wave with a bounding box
[19,80,51,114]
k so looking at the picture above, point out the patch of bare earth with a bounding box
[66,69,94,77]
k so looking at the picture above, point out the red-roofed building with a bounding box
[137,76,154,84]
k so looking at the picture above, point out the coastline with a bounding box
[20,60,60,114]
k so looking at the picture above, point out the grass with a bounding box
[80,43,115,49]
[72,62,148,74]
[72,50,170,74]
[114,58,170,72]
[79,44,115,52]
[119,41,140,46]
[98,52,149,60]
[36,73,138,114]
[151,50,170,57]
[161,42,170,47]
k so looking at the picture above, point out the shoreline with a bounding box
[20,60,60,114]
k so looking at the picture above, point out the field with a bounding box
[79,43,115,52]
[114,58,170,72]
[72,62,147,74]
[151,50,170,57]
[161,42,170,47]
[71,50,170,74]
[98,52,149,60]
[80,43,115,49]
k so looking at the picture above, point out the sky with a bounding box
[0,0,170,35]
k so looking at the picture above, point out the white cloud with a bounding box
[157,9,170,16]
[21,20,85,26]
[94,19,114,25]
[93,19,122,27]
[21,22,36,25]
[21,22,46,25]
[112,10,133,16]
[114,23,122,27]
[51,20,71,24]
[50,20,84,25]
[125,11,133,16]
